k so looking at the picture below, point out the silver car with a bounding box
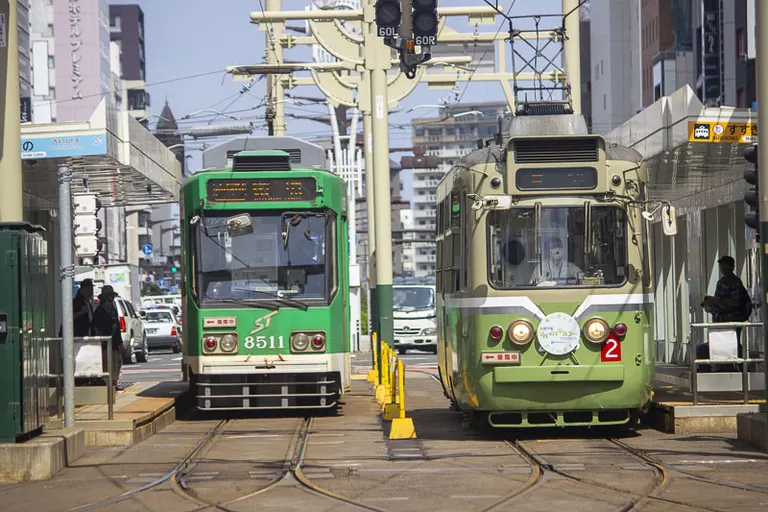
[141,308,182,353]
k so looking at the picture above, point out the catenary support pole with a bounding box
[563,0,582,115]
[265,0,286,135]
[756,0,768,418]
[58,165,76,428]
[362,71,379,344]
[0,0,23,222]
[370,64,394,354]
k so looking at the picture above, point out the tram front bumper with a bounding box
[493,364,625,383]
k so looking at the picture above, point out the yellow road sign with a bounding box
[688,121,758,143]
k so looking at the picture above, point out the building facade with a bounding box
[590,0,643,134]
[109,4,150,121]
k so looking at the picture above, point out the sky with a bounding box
[111,0,566,203]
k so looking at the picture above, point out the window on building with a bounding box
[128,89,149,110]
[47,55,54,68]
[110,15,121,29]
[600,59,603,75]
[603,94,607,110]
[414,128,425,137]
[736,28,745,59]
[737,88,745,108]
[44,23,53,37]
[138,211,151,227]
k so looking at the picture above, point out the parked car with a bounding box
[141,308,182,353]
[113,298,149,364]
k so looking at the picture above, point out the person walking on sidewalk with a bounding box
[91,285,125,388]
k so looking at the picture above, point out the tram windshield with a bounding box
[488,206,628,288]
[393,287,435,312]
[193,210,335,304]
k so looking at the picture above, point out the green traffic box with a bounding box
[0,223,49,443]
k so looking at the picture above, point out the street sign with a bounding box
[170,286,178,293]
[144,276,152,284]
[159,279,166,287]
[142,244,153,256]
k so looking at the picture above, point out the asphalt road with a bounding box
[119,349,436,385]
[119,350,183,384]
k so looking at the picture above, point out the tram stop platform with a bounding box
[0,381,187,483]
[647,364,766,439]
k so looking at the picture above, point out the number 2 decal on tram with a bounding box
[601,338,622,362]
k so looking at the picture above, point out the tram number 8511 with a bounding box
[244,335,285,350]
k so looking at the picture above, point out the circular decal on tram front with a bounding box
[536,312,581,356]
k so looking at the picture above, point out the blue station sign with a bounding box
[20,133,107,160]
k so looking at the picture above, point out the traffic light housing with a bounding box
[73,192,103,260]
[412,0,438,46]
[375,0,401,38]
[744,144,759,230]
[171,266,178,274]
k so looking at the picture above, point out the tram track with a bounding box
[172,416,385,512]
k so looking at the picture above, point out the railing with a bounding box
[689,322,766,405]
[367,333,416,439]
[45,336,116,421]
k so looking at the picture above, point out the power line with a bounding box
[43,69,228,107]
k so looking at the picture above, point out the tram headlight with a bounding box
[583,318,610,343]
[203,336,218,353]
[220,334,238,352]
[291,332,310,352]
[508,320,534,345]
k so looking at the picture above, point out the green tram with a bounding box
[435,118,675,428]
[180,150,351,411]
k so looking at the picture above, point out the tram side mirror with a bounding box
[226,213,253,236]
[661,205,677,236]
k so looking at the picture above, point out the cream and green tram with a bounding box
[435,122,672,428]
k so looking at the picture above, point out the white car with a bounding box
[141,308,182,353]
[114,298,149,364]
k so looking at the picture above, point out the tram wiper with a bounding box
[232,288,309,311]
[211,298,278,311]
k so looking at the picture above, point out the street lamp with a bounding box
[452,110,484,118]
[406,104,446,113]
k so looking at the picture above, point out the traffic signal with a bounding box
[744,144,759,230]
[374,0,401,38]
[171,266,178,274]
[73,192,103,261]
[412,0,438,46]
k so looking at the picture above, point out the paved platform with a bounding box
[0,380,187,483]
[649,365,766,434]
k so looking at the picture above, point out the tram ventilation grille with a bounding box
[232,155,292,172]
[513,138,599,163]
[227,148,302,164]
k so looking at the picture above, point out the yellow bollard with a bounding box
[382,354,401,420]
[367,332,379,383]
[376,342,390,404]
[389,359,416,439]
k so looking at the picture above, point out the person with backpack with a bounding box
[697,256,753,371]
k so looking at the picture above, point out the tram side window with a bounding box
[188,222,198,298]
[487,206,629,288]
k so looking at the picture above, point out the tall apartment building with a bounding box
[18,0,32,123]
[405,102,509,277]
[109,4,150,120]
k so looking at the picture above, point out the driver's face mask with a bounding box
[550,247,563,263]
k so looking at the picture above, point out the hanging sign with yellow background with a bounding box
[688,121,758,143]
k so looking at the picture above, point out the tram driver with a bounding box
[530,237,582,286]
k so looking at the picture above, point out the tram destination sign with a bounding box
[207,178,317,203]
[516,167,598,191]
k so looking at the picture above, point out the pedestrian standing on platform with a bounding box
[697,256,753,371]
[91,285,125,389]
[59,278,96,338]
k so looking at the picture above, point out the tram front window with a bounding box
[488,206,628,288]
[195,211,334,304]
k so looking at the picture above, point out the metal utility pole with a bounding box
[367,1,395,357]
[265,0,286,136]
[58,165,76,428]
[563,0,582,114]
[756,0,768,414]
[0,0,23,222]
[361,70,378,339]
